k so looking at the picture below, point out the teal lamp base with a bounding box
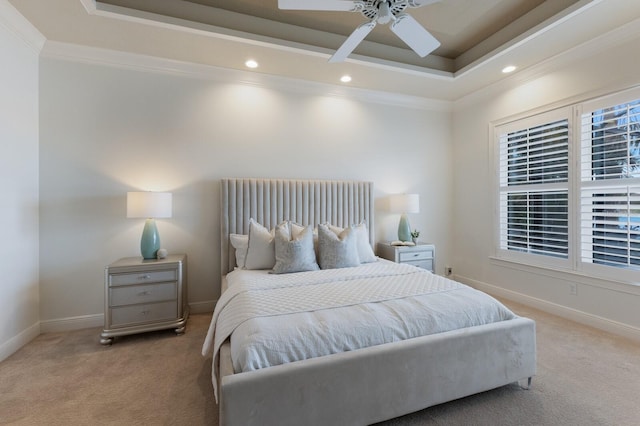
[140,218,161,259]
[398,213,412,242]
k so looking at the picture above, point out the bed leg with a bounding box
[519,377,532,390]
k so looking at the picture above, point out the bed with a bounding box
[203,178,536,426]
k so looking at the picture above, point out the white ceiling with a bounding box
[9,0,640,101]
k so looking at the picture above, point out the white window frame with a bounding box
[492,89,640,287]
[493,107,573,271]
[576,89,640,284]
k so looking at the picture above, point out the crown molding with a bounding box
[41,40,452,112]
[455,15,640,108]
[0,0,45,54]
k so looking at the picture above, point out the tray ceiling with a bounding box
[97,0,578,72]
[8,0,640,101]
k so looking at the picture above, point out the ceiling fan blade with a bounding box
[329,20,376,63]
[407,0,441,7]
[278,0,360,12]
[390,13,440,57]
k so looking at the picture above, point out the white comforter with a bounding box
[202,259,516,400]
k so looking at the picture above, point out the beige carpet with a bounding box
[1,300,639,425]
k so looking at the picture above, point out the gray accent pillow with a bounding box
[272,222,320,274]
[318,223,360,270]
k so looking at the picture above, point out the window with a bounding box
[580,98,640,269]
[495,89,640,284]
[497,111,570,263]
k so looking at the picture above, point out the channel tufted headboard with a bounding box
[220,178,375,275]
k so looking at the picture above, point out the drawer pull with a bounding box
[138,290,151,296]
[413,253,420,257]
[141,310,151,316]
[138,274,152,280]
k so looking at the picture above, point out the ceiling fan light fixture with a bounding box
[245,59,259,69]
[340,75,352,83]
[377,1,395,24]
[502,65,516,73]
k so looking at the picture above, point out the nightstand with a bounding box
[377,242,435,272]
[100,254,188,345]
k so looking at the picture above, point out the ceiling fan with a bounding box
[278,0,441,63]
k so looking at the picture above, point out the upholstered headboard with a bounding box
[220,178,375,275]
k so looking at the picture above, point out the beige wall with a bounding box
[38,52,453,324]
[0,1,41,360]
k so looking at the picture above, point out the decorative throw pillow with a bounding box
[229,233,248,268]
[244,219,276,270]
[272,222,319,274]
[318,223,360,269]
[291,221,319,257]
[328,221,376,263]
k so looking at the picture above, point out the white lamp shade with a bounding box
[127,192,172,219]
[388,193,420,214]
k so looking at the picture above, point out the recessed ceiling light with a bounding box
[340,75,352,83]
[502,65,516,73]
[245,59,258,69]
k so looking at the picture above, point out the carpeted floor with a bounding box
[1,299,639,425]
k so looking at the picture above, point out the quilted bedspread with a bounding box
[202,260,515,400]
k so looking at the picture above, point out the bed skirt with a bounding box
[217,316,536,426]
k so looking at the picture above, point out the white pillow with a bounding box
[290,222,305,236]
[229,233,248,268]
[244,219,276,270]
[317,224,360,270]
[328,221,376,263]
[272,222,319,274]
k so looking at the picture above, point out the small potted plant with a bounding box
[410,229,420,244]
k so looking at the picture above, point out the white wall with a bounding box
[3,0,638,352]
[0,1,41,361]
[5,4,639,351]
[38,51,453,325]
[452,35,640,338]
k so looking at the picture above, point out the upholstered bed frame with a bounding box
[216,178,536,426]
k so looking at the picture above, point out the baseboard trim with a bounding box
[456,274,640,342]
[37,301,216,334]
[189,300,216,314]
[2,301,216,359]
[40,313,104,333]
[0,321,40,362]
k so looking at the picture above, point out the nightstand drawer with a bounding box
[377,243,435,273]
[111,301,178,327]
[110,270,177,286]
[110,282,177,307]
[406,259,433,271]
[399,250,432,262]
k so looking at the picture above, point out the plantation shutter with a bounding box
[498,114,570,259]
[580,96,640,269]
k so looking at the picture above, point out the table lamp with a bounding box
[127,191,172,259]
[389,193,419,242]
